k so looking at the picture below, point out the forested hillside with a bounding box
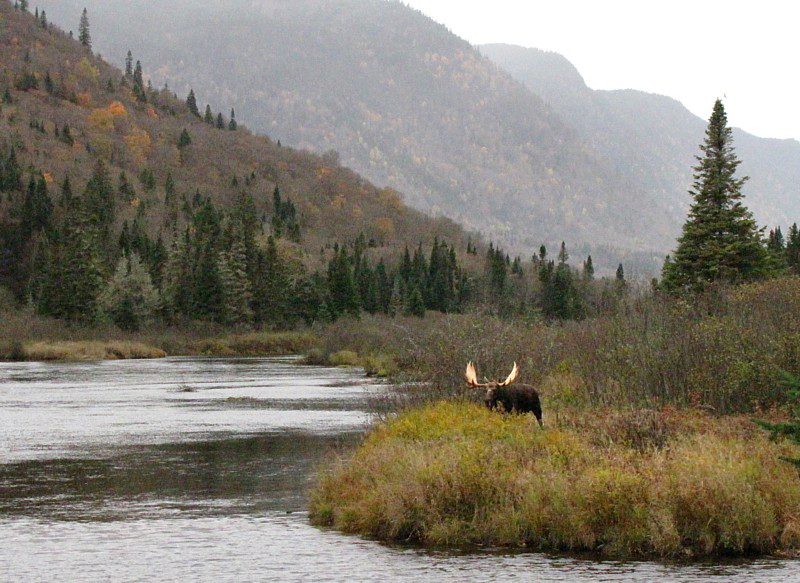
[0,1,480,328]
[34,0,673,270]
[480,43,800,235]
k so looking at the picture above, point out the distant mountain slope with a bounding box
[0,0,471,257]
[480,43,800,234]
[36,0,674,265]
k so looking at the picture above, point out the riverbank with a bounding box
[0,311,319,361]
[310,401,800,558]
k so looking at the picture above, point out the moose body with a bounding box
[485,383,543,423]
[466,362,543,427]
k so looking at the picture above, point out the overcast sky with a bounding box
[402,0,799,142]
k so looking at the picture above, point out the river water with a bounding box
[0,357,796,582]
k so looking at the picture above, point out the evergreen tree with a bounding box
[253,236,291,327]
[19,0,28,13]
[216,112,225,129]
[327,247,360,317]
[204,104,214,125]
[178,128,192,149]
[161,231,193,320]
[583,255,595,280]
[186,89,200,117]
[83,160,114,233]
[78,8,91,49]
[98,252,160,331]
[405,286,426,318]
[132,61,146,102]
[755,372,800,474]
[40,10,47,28]
[39,198,104,322]
[662,100,770,290]
[21,173,52,239]
[228,108,237,131]
[218,234,254,325]
[787,224,800,275]
[125,51,133,78]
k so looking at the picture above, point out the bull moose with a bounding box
[465,361,543,427]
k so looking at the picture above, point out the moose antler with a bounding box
[499,362,519,386]
[466,361,518,387]
[465,361,486,387]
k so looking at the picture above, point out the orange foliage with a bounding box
[76,92,92,107]
[108,101,127,116]
[42,173,54,185]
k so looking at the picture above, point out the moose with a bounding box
[465,361,543,427]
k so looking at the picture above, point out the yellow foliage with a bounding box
[331,194,346,209]
[124,128,152,164]
[145,106,158,119]
[373,217,395,240]
[74,57,99,83]
[42,173,54,185]
[350,205,363,219]
[87,108,114,130]
[108,101,127,116]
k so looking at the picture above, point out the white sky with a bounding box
[402,0,800,142]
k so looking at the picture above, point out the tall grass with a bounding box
[311,402,800,557]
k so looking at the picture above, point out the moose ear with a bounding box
[500,362,519,386]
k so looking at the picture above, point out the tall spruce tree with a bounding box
[662,99,769,290]
[78,8,91,49]
[186,89,200,117]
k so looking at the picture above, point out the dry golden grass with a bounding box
[23,340,167,361]
[311,401,800,557]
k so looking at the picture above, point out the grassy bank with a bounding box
[0,310,319,361]
[311,402,800,557]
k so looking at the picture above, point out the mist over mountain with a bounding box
[480,43,800,237]
[35,0,799,273]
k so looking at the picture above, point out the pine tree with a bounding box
[228,108,237,131]
[125,51,133,78]
[39,198,104,322]
[178,128,192,149]
[583,255,595,280]
[19,0,28,13]
[98,252,160,331]
[216,112,225,129]
[132,61,146,102]
[186,89,200,117]
[662,100,770,290]
[204,104,214,125]
[78,8,91,49]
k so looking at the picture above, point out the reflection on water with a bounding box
[0,357,797,582]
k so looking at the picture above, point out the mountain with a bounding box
[34,1,799,274]
[479,43,800,238]
[34,0,675,270]
[0,0,478,322]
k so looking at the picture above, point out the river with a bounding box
[0,357,796,581]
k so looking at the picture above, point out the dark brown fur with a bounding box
[485,384,543,427]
